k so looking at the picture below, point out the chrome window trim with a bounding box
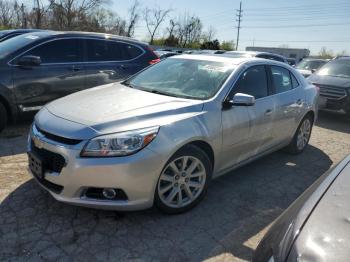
[8,37,146,66]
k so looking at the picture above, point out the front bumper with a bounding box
[28,125,165,211]
[318,88,350,115]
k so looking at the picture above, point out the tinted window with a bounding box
[25,39,83,63]
[233,65,268,99]
[0,34,43,59]
[123,43,143,59]
[258,54,284,62]
[271,66,293,94]
[86,39,142,61]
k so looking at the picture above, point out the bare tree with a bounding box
[0,0,16,28]
[126,0,140,37]
[32,0,49,28]
[49,0,105,30]
[166,19,177,38]
[176,14,202,47]
[144,6,171,44]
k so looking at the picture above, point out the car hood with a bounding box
[288,157,350,261]
[38,83,204,139]
[308,74,350,88]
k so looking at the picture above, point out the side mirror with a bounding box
[17,55,41,67]
[223,93,255,109]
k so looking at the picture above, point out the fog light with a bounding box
[102,188,117,199]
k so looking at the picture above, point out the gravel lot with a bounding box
[0,112,349,262]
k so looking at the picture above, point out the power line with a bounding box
[235,1,242,50]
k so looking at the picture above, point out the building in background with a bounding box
[246,46,310,64]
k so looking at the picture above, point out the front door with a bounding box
[12,38,85,111]
[221,65,276,170]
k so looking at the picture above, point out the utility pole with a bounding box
[235,1,243,50]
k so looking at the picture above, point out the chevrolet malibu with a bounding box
[28,55,318,213]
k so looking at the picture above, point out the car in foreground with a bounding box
[0,29,47,42]
[296,58,328,77]
[27,55,318,213]
[252,154,350,262]
[223,51,288,63]
[308,56,350,118]
[0,31,159,132]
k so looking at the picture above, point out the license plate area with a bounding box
[28,151,45,179]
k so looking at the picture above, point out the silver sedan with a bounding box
[27,55,318,213]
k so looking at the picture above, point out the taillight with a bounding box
[149,58,161,65]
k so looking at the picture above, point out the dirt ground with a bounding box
[0,111,349,262]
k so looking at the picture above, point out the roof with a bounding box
[14,30,148,45]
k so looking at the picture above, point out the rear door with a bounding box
[269,65,304,144]
[12,38,85,110]
[84,39,146,89]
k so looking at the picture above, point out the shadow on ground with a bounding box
[316,111,350,134]
[0,144,332,261]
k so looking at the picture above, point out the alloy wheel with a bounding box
[157,156,206,208]
[297,118,311,151]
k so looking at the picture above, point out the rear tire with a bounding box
[285,114,313,154]
[155,145,212,214]
[0,102,7,132]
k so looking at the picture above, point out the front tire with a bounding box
[0,102,7,132]
[155,145,212,214]
[285,114,313,154]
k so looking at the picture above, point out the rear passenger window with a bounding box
[271,66,293,94]
[122,44,143,59]
[291,73,299,88]
[233,65,268,99]
[86,39,142,61]
[25,39,83,63]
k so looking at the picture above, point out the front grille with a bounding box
[319,85,347,100]
[31,141,66,173]
[36,126,82,145]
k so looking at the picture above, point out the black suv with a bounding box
[0,31,159,131]
[0,29,47,42]
[308,56,350,118]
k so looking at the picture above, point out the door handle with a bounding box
[265,109,273,116]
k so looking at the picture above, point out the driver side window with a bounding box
[232,65,268,99]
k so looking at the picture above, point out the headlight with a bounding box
[81,126,159,157]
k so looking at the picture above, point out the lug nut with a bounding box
[175,175,180,180]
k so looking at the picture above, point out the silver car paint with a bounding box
[29,55,318,210]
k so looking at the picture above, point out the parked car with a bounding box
[223,51,288,63]
[286,58,296,66]
[296,58,328,77]
[154,50,178,59]
[252,154,350,262]
[308,56,350,118]
[27,55,318,213]
[0,31,160,132]
[0,29,47,42]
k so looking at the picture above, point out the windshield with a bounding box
[317,59,350,78]
[0,33,43,60]
[296,60,326,70]
[124,58,235,100]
